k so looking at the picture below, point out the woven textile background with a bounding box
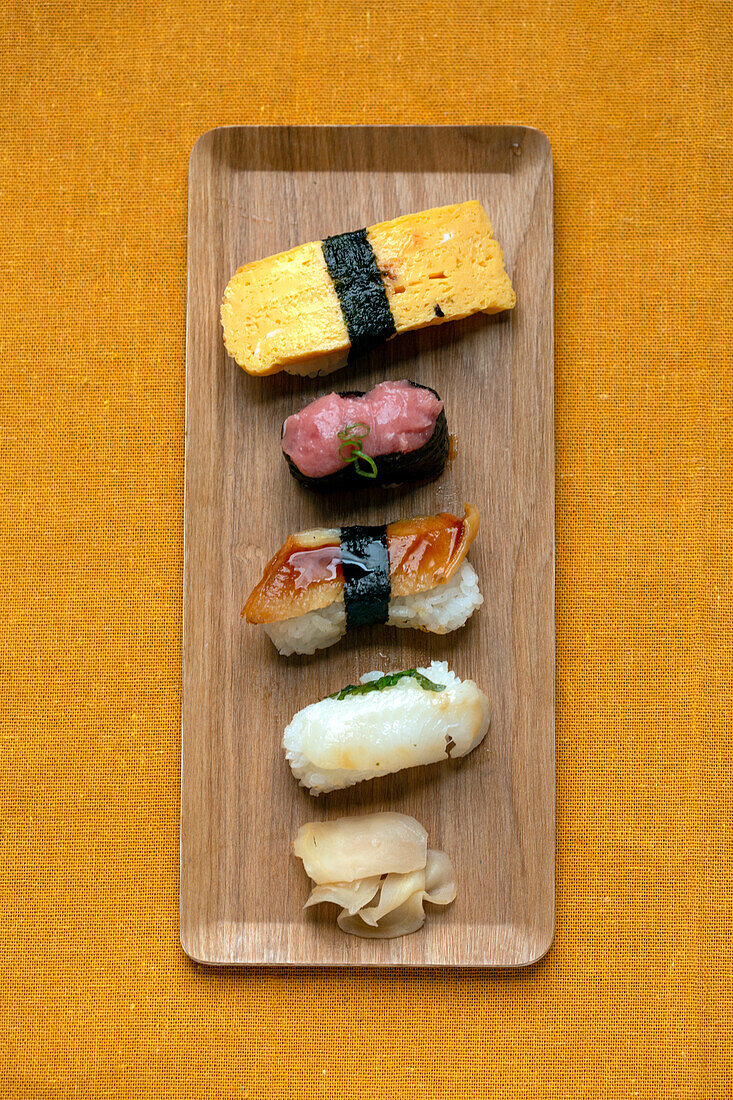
[0,1,730,1096]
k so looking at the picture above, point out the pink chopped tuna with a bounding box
[282,380,444,479]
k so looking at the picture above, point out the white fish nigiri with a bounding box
[293,812,457,939]
[282,661,490,795]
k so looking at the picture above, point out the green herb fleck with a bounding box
[327,668,446,701]
[337,422,378,479]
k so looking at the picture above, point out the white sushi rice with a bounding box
[284,350,349,377]
[388,560,483,635]
[263,560,483,656]
[283,660,490,795]
[264,601,346,657]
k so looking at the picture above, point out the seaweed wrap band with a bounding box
[321,229,397,356]
[340,524,391,629]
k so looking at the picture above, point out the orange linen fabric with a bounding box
[0,1,730,1096]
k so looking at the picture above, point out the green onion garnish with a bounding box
[337,422,378,479]
[327,668,446,701]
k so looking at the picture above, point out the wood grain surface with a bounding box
[181,126,554,966]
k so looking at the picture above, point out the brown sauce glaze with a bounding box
[286,545,343,589]
[387,515,466,595]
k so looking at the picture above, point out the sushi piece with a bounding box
[221,201,516,377]
[293,812,457,939]
[283,661,490,794]
[243,505,483,656]
[281,379,449,492]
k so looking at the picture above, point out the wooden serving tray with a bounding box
[181,126,554,966]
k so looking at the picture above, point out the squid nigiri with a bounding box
[282,661,490,795]
[243,504,482,656]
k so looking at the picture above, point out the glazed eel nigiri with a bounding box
[282,380,448,491]
[242,505,482,656]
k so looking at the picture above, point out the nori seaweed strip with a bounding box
[283,382,449,493]
[340,524,390,630]
[321,229,397,356]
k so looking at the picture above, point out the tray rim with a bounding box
[180,122,555,968]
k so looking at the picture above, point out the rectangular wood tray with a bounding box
[181,125,554,966]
